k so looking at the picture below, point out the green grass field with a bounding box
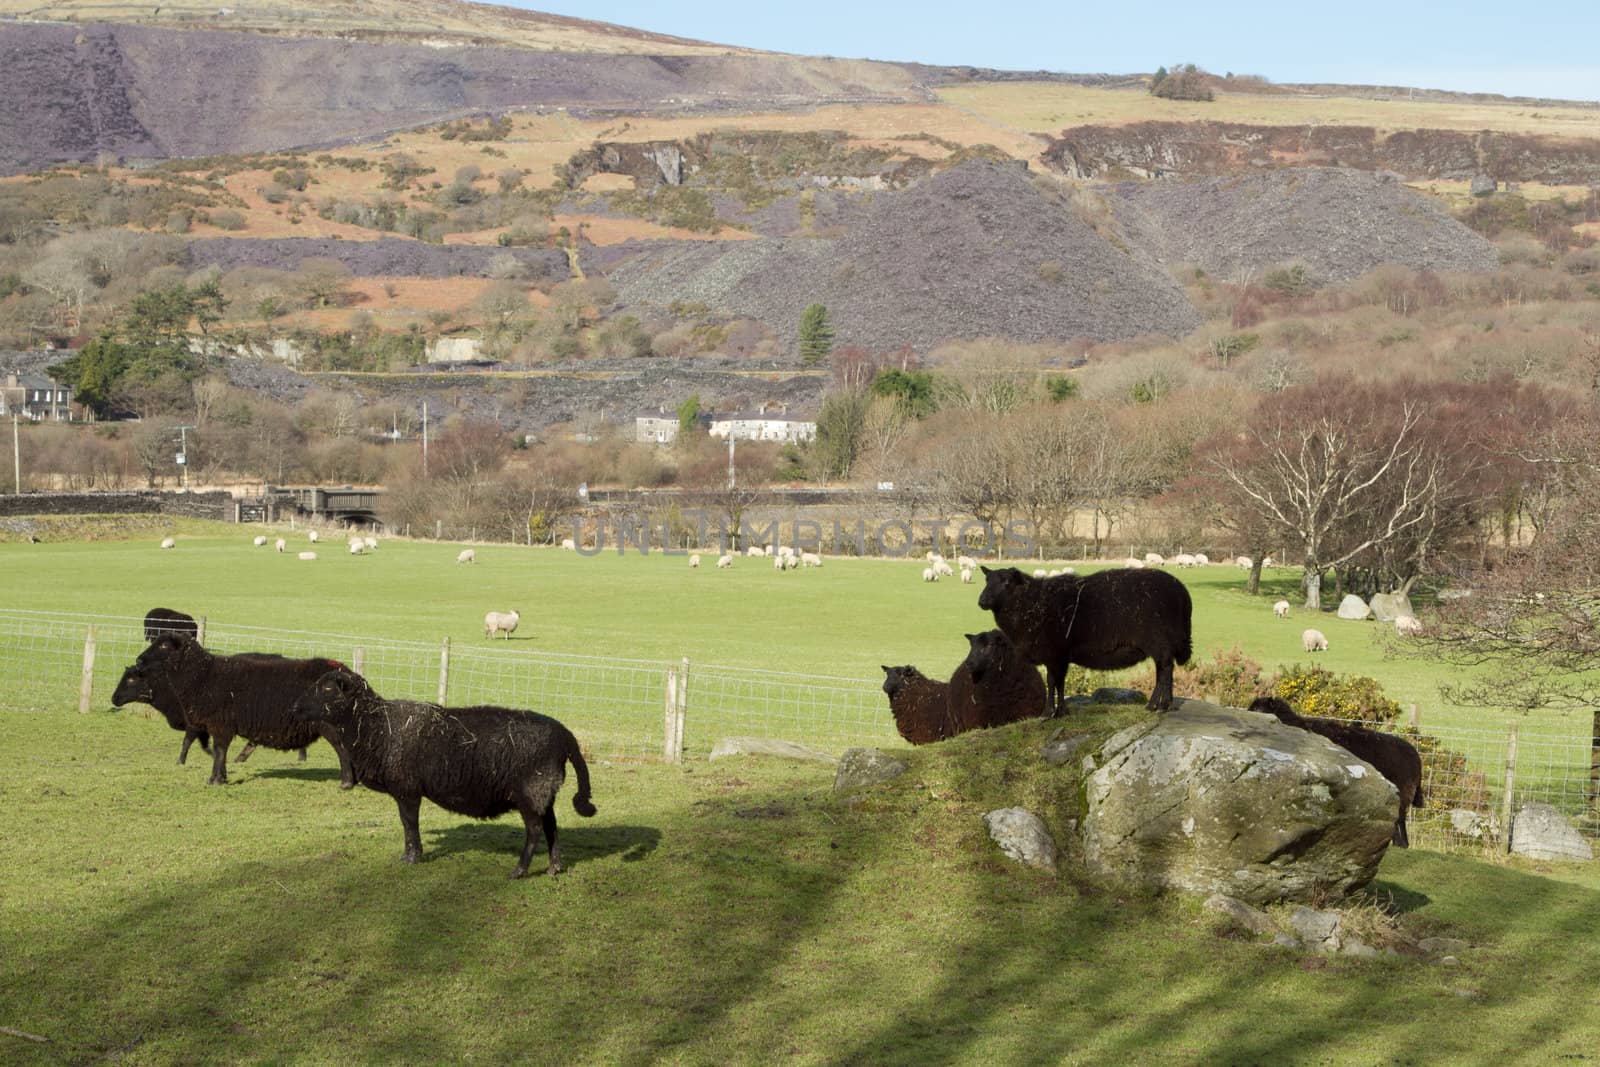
[3,523,1599,1063]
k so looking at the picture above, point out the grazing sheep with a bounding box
[933,560,954,578]
[953,630,1048,727]
[560,537,576,551]
[348,539,366,555]
[159,537,176,550]
[253,535,268,547]
[113,634,352,787]
[689,554,701,568]
[138,609,208,762]
[276,538,287,553]
[957,555,978,570]
[308,530,319,543]
[1194,553,1210,566]
[1125,558,1145,569]
[1394,615,1424,637]
[1249,696,1424,847]
[800,552,822,567]
[485,610,521,639]
[289,667,596,877]
[298,551,318,561]
[363,536,378,551]
[457,548,476,564]
[716,553,733,569]
[1033,568,1047,577]
[1302,628,1328,652]
[977,565,1193,714]
[1173,553,1198,568]
[960,568,974,584]
[1236,556,1253,569]
[1143,552,1164,566]
[747,546,765,558]
[1273,599,1291,619]
[922,567,937,582]
[774,555,786,572]
[1262,556,1275,568]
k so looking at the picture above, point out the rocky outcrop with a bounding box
[1510,802,1594,862]
[1081,700,1398,905]
[1043,120,1600,185]
[1337,594,1373,620]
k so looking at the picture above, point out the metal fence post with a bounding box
[438,636,451,705]
[78,624,96,714]
[1501,722,1520,854]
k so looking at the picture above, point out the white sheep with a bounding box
[960,568,974,584]
[484,609,521,640]
[298,550,317,561]
[1302,628,1328,652]
[560,537,576,551]
[275,538,287,553]
[1173,553,1198,568]
[1394,615,1424,637]
[1060,566,1076,576]
[1144,552,1165,566]
[957,555,977,570]
[933,560,954,578]
[1033,568,1047,577]
[922,567,937,582]
[363,535,378,551]
[1263,556,1275,568]
[253,535,268,547]
[348,539,365,555]
[716,553,733,569]
[1125,558,1145,569]
[800,552,822,567]
[1273,599,1291,619]
[457,548,476,564]
[308,530,319,543]
[925,551,939,563]
[774,555,786,571]
[1194,553,1209,566]
[746,546,765,558]
[689,554,701,568]
[1236,555,1253,569]
[159,537,176,550]
[777,545,796,559]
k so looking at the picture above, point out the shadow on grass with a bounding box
[252,766,346,784]
[427,821,661,866]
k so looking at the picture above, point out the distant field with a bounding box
[939,83,1600,140]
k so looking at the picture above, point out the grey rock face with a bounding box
[710,737,837,763]
[1090,687,1148,705]
[982,808,1059,871]
[1288,906,1342,947]
[1081,700,1398,905]
[832,748,909,795]
[1203,893,1276,935]
[1336,594,1372,620]
[1041,733,1091,767]
[1510,802,1594,862]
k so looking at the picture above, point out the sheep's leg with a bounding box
[1149,657,1174,711]
[541,806,562,876]
[320,728,356,790]
[235,741,257,762]
[208,733,233,786]
[177,729,206,765]
[297,748,308,762]
[1392,807,1410,849]
[395,796,425,864]
[511,798,546,879]
[1044,664,1066,718]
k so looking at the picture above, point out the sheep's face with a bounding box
[1248,696,1295,722]
[881,665,921,698]
[962,630,1008,682]
[292,667,366,722]
[976,566,1027,612]
[136,631,199,671]
[111,665,153,707]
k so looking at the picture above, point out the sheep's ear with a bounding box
[963,633,976,643]
[979,565,991,576]
[880,665,891,675]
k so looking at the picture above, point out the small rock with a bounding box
[710,737,837,763]
[1203,893,1276,935]
[1091,687,1147,705]
[983,808,1058,871]
[1439,956,1462,968]
[1470,173,1497,197]
[1041,734,1090,766]
[1271,934,1303,950]
[1341,939,1380,959]
[1081,754,1096,774]
[1288,906,1341,947]
[832,748,908,795]
[1418,937,1469,956]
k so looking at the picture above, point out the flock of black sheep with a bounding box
[113,564,1422,880]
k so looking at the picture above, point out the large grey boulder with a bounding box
[1470,173,1498,197]
[1336,594,1372,620]
[983,808,1058,871]
[1510,802,1594,862]
[1081,700,1398,905]
[1368,590,1415,622]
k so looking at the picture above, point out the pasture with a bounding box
[3,525,1600,1063]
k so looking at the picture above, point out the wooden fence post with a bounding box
[78,624,96,714]
[437,636,451,705]
[197,615,207,646]
[676,656,689,759]
[1501,722,1520,854]
[352,646,365,675]
[662,666,679,763]
[1408,703,1421,729]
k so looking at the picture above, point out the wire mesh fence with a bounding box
[1,608,1594,853]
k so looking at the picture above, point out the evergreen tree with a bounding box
[798,303,834,366]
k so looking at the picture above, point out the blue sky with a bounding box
[517,1,1599,102]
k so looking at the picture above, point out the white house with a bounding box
[707,401,816,444]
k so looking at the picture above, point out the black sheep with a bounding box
[113,633,353,787]
[880,665,960,745]
[951,629,1047,727]
[977,565,1193,714]
[1248,696,1425,848]
[290,667,597,878]
[136,608,211,763]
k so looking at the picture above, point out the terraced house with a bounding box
[0,372,77,422]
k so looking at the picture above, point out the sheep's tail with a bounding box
[1175,632,1193,666]
[1413,782,1425,808]
[568,735,597,817]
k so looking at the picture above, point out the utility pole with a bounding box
[727,432,735,490]
[422,401,429,478]
[12,415,19,494]
[174,424,196,491]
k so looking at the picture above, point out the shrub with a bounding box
[208,209,247,231]
[1130,645,1267,709]
[1267,665,1402,725]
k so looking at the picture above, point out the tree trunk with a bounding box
[1590,706,1600,808]
[1247,559,1263,596]
[1303,565,1324,611]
